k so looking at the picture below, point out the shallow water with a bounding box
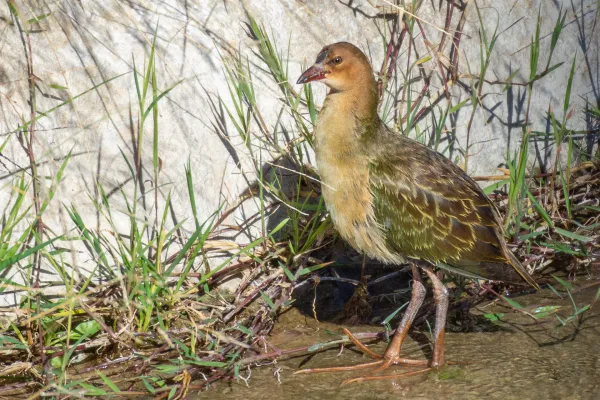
[202,284,600,400]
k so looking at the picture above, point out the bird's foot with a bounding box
[340,367,431,385]
[294,328,431,384]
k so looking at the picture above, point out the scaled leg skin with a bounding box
[421,266,449,368]
[378,263,427,369]
[295,263,430,380]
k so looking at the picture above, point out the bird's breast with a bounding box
[314,118,402,264]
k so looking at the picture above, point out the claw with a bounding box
[294,360,383,375]
[340,368,431,386]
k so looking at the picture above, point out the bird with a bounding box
[294,42,538,384]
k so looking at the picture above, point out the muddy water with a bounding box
[202,284,600,400]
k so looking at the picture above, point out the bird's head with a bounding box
[297,42,375,92]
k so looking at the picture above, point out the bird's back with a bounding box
[366,125,536,286]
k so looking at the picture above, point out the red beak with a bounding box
[297,64,327,84]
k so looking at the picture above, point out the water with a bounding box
[202,283,600,400]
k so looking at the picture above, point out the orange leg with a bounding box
[295,263,431,381]
[420,265,449,368]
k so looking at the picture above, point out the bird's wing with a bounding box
[368,134,536,286]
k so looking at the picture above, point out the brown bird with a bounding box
[295,42,538,384]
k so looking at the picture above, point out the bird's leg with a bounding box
[376,263,427,369]
[421,265,449,368]
[295,263,429,378]
[337,264,432,385]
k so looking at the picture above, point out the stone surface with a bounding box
[0,0,598,300]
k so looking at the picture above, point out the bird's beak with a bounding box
[297,64,327,84]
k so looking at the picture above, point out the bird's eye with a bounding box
[333,56,343,65]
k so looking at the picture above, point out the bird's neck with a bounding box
[319,83,380,141]
[314,81,380,179]
[329,81,378,118]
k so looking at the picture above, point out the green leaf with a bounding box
[78,382,107,396]
[574,304,590,316]
[97,371,120,392]
[49,83,68,90]
[502,296,524,310]
[546,283,563,298]
[280,263,295,281]
[449,98,470,114]
[483,313,504,321]
[298,262,330,276]
[383,302,408,326]
[554,227,594,243]
[75,320,101,336]
[519,229,547,242]
[0,235,63,272]
[259,290,276,311]
[415,55,432,65]
[185,360,228,368]
[16,73,127,131]
[307,339,344,352]
[483,178,510,194]
[0,335,28,349]
[141,377,157,394]
[502,69,520,92]
[532,305,561,319]
[564,56,576,114]
[526,190,554,228]
[552,274,574,291]
[268,217,290,239]
[235,324,253,336]
[27,13,52,24]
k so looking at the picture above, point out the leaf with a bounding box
[554,227,594,243]
[307,339,344,352]
[546,283,563,298]
[483,178,510,195]
[141,377,156,394]
[574,304,590,316]
[185,360,228,368]
[259,290,276,311]
[235,324,253,336]
[552,274,574,291]
[155,365,182,374]
[383,302,408,326]
[27,13,52,24]
[519,229,547,242]
[416,55,432,65]
[75,320,101,336]
[555,314,566,326]
[564,55,576,114]
[16,73,128,131]
[502,296,524,310]
[527,190,554,228]
[49,83,68,90]
[502,69,520,92]
[532,305,561,319]
[268,217,290,238]
[0,335,28,349]
[449,98,470,113]
[0,235,63,272]
[97,371,120,392]
[298,261,333,276]
[280,263,295,281]
[78,382,107,396]
[483,313,504,322]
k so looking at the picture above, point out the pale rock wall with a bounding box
[0,0,598,301]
